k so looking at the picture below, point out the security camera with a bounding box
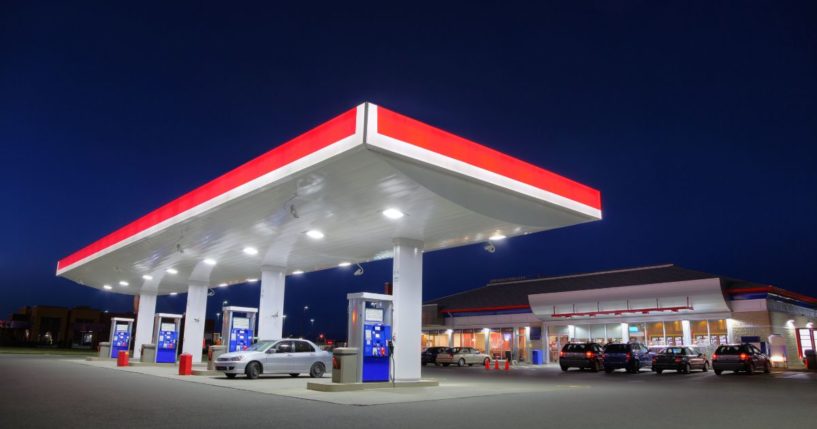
[483,242,496,253]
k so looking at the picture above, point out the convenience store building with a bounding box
[422,264,817,368]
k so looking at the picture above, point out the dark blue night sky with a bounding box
[2,2,816,340]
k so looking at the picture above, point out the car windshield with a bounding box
[447,348,462,353]
[564,344,587,352]
[245,341,274,352]
[605,344,628,352]
[716,345,742,355]
[661,347,684,354]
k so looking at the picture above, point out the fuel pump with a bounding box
[108,317,134,359]
[153,313,182,363]
[221,306,258,352]
[347,292,393,383]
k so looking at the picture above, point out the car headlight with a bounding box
[228,356,245,362]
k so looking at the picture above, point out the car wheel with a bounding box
[604,367,614,374]
[225,373,236,379]
[746,362,755,375]
[457,358,466,367]
[630,361,640,374]
[309,362,326,378]
[590,361,601,372]
[764,361,771,374]
[245,362,261,380]
[655,369,663,375]
[560,365,569,372]
[289,373,300,377]
[714,369,722,375]
[682,363,691,374]
[702,362,709,372]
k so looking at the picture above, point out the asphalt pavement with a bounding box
[1,355,816,429]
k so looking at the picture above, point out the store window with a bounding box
[797,328,815,358]
[647,322,665,346]
[691,320,709,346]
[517,328,528,362]
[664,321,684,345]
[709,320,728,345]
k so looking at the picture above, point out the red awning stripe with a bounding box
[57,108,358,272]
[441,304,531,314]
[376,107,602,211]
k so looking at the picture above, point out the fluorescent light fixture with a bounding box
[246,278,258,283]
[166,268,178,275]
[203,258,217,266]
[103,285,112,290]
[489,234,506,241]
[292,270,304,275]
[382,208,404,219]
[306,230,324,239]
[170,292,178,296]
[142,275,153,280]
[218,283,228,287]
[243,247,258,256]
[119,281,129,286]
[338,262,351,267]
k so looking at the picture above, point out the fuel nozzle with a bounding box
[387,340,394,356]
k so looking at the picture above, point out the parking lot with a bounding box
[2,354,817,428]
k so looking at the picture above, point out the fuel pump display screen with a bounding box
[115,324,128,332]
[233,317,250,329]
[160,323,175,332]
[364,308,383,322]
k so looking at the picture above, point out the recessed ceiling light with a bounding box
[306,230,324,239]
[103,285,112,290]
[338,262,351,267]
[203,258,217,266]
[382,208,405,219]
[166,268,178,275]
[243,247,259,256]
[142,275,153,280]
[292,270,304,275]
[170,292,178,296]
[218,283,228,287]
[246,278,258,283]
[119,281,129,286]
[489,234,506,241]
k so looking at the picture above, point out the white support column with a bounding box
[182,281,208,363]
[132,293,157,360]
[682,320,692,346]
[258,266,286,340]
[392,238,424,382]
[542,323,549,363]
[621,322,630,343]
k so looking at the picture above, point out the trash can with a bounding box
[117,350,129,367]
[179,353,193,376]
[532,350,543,365]
[331,347,359,383]
[140,344,156,363]
[98,342,111,360]
[207,345,227,371]
[804,350,817,370]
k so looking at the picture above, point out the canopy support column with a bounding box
[392,238,424,382]
[258,266,286,340]
[181,281,208,363]
[132,293,156,360]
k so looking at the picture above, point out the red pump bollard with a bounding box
[117,350,129,367]
[179,353,193,376]
[494,359,500,370]
[504,359,511,371]
[484,358,490,370]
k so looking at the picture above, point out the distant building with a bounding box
[1,305,135,348]
[422,264,817,368]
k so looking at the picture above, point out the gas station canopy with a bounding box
[57,103,602,296]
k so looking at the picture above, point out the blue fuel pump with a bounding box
[347,292,393,383]
[153,313,182,363]
[108,317,134,358]
[221,306,258,353]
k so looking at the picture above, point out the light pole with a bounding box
[309,318,315,339]
[302,305,309,338]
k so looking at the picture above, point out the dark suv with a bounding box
[422,346,449,365]
[712,344,770,375]
[559,343,604,372]
[603,342,652,374]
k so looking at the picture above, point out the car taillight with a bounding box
[560,351,565,358]
[625,352,631,361]
[674,357,682,363]
[586,351,595,358]
[740,353,749,361]
[712,354,718,361]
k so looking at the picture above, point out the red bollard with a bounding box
[504,359,511,371]
[484,359,490,370]
[494,359,500,370]
[117,350,129,367]
[179,353,192,376]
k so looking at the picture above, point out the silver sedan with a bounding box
[214,339,331,379]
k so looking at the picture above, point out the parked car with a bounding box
[603,342,652,373]
[422,346,449,365]
[435,347,491,367]
[215,339,331,379]
[712,344,771,375]
[651,346,709,374]
[559,343,604,372]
